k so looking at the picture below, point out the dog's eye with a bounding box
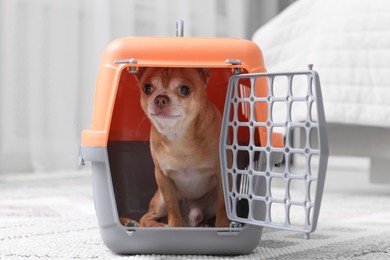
[143,83,153,95]
[179,85,190,96]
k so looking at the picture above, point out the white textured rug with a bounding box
[1,170,390,259]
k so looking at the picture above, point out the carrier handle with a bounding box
[176,20,184,37]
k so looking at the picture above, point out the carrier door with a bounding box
[220,69,328,235]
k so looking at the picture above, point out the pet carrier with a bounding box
[80,31,328,255]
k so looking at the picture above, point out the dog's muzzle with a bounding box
[154,95,170,109]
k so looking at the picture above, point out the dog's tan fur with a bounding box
[136,67,229,227]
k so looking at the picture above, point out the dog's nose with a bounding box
[154,95,170,108]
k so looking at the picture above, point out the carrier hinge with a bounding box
[114,58,138,73]
[230,221,243,229]
[225,59,242,75]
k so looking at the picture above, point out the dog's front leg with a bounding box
[139,188,167,227]
[155,166,183,227]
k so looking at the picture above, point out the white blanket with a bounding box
[252,0,390,128]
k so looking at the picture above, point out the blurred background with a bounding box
[0,0,389,194]
[0,0,294,173]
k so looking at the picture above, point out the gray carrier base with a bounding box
[80,68,328,255]
[80,144,263,255]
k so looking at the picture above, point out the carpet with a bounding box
[1,169,390,259]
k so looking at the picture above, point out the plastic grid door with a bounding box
[220,69,328,234]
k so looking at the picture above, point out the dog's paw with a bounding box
[151,222,168,227]
[141,220,168,227]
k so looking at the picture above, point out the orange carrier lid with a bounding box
[81,37,271,147]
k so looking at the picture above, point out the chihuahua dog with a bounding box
[136,67,230,227]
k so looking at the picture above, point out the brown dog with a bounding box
[136,67,230,227]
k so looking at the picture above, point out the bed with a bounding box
[252,0,390,183]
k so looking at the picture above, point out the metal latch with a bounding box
[225,59,242,75]
[114,58,138,73]
[78,147,85,167]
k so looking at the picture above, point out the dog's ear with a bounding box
[134,67,147,82]
[196,68,210,85]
